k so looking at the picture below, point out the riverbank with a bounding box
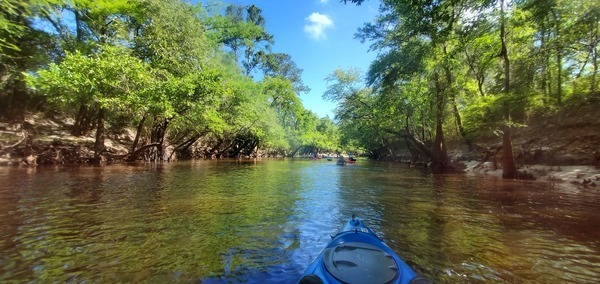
[2,99,599,192]
[456,99,600,189]
[463,160,600,189]
[0,113,130,166]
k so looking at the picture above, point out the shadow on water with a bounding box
[1,159,599,283]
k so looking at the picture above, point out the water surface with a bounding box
[1,159,599,283]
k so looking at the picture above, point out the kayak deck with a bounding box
[299,216,427,284]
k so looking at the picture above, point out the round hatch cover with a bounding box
[323,242,399,284]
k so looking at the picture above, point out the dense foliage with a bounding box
[1,0,339,162]
[335,0,598,176]
[1,0,598,173]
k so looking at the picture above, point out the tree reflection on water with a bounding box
[0,160,598,283]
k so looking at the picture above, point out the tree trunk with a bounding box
[591,18,598,94]
[149,117,170,162]
[430,71,449,171]
[450,96,469,148]
[464,49,486,97]
[129,143,161,161]
[593,40,598,94]
[176,135,201,153]
[131,115,146,153]
[231,138,251,158]
[477,75,485,97]
[73,104,95,136]
[404,137,420,164]
[431,120,449,171]
[250,139,259,157]
[540,22,548,106]
[501,125,517,178]
[552,9,562,106]
[75,10,83,43]
[73,105,85,136]
[556,43,562,105]
[383,128,435,164]
[500,0,517,179]
[92,108,105,165]
[208,139,224,158]
[288,145,303,157]
[421,112,426,141]
[218,138,239,158]
[127,115,147,162]
[442,59,469,150]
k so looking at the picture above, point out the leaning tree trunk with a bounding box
[217,138,240,158]
[404,137,421,164]
[288,145,303,157]
[384,72,449,170]
[386,128,446,170]
[127,115,147,162]
[249,139,259,157]
[170,132,203,160]
[208,139,224,158]
[230,139,249,158]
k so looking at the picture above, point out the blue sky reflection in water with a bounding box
[1,160,600,283]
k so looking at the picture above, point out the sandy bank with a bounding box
[463,161,600,189]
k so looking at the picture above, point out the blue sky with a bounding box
[222,0,380,118]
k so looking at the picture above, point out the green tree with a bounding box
[210,4,273,76]
[28,45,153,163]
[130,0,212,76]
[351,0,486,170]
[323,68,378,155]
[259,52,310,94]
[0,0,54,119]
[7,0,339,163]
[31,0,136,134]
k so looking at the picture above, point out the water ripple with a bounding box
[1,160,599,283]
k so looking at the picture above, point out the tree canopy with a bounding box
[3,0,338,163]
[2,0,597,170]
[336,0,599,175]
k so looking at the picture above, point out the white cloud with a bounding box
[319,0,330,3]
[304,12,334,40]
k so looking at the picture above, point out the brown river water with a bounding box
[0,159,599,283]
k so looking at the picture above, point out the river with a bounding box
[1,159,599,283]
